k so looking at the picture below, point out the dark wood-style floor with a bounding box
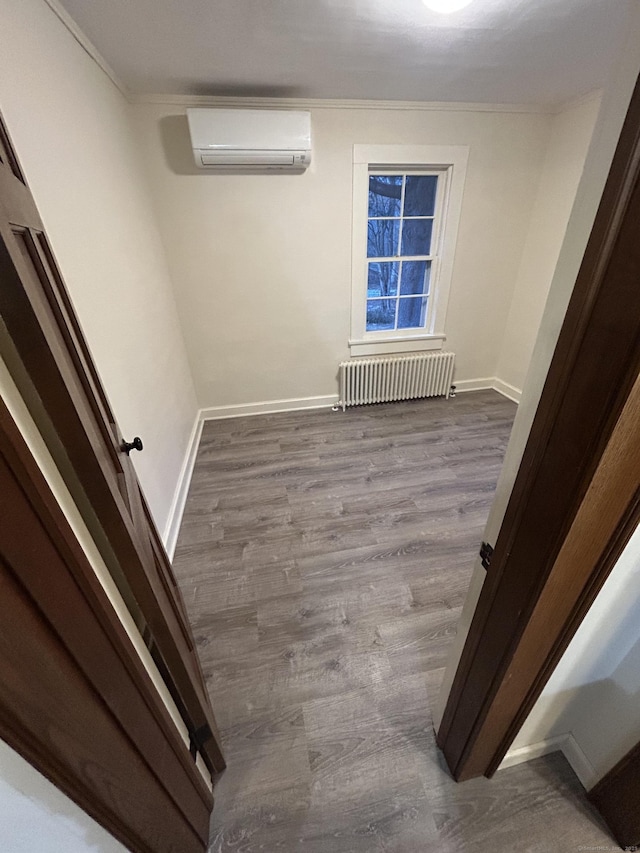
[172,391,614,852]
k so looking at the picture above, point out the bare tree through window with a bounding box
[366,173,437,332]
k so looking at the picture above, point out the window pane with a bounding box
[368,218,400,258]
[368,175,402,217]
[368,261,399,297]
[404,176,437,216]
[397,296,427,329]
[400,260,430,295]
[401,219,432,256]
[367,299,396,331]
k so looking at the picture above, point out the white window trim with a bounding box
[350,144,469,357]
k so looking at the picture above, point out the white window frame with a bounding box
[350,145,469,357]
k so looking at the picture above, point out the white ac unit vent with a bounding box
[187,108,312,171]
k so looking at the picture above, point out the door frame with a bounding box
[437,72,640,780]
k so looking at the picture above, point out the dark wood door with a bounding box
[0,396,213,853]
[0,114,224,775]
[589,741,640,849]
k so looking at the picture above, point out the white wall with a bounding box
[0,741,127,853]
[132,101,553,410]
[0,0,198,533]
[496,93,602,394]
[507,525,640,787]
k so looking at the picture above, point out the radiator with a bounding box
[339,352,455,410]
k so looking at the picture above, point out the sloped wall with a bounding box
[496,94,602,396]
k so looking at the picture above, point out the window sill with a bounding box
[348,335,445,357]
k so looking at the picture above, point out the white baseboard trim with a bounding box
[492,377,522,403]
[199,381,520,422]
[500,732,597,789]
[500,734,568,771]
[452,377,495,394]
[162,415,204,561]
[453,376,522,403]
[562,733,598,789]
[200,394,340,421]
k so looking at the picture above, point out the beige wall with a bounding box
[496,93,602,394]
[0,0,198,533]
[132,102,553,409]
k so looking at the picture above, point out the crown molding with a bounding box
[129,92,551,114]
[551,88,603,116]
[42,0,129,98]
[39,0,582,117]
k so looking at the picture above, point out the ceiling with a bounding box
[56,0,630,105]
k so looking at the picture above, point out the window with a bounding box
[367,172,440,333]
[350,145,469,356]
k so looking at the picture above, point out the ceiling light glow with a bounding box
[423,0,473,13]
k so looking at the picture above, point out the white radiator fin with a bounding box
[339,352,455,410]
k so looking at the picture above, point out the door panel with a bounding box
[0,397,212,853]
[10,223,154,554]
[0,111,224,777]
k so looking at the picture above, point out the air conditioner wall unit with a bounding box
[187,108,312,171]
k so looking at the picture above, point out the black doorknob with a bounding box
[121,436,143,455]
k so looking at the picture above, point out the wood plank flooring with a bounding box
[172,391,615,852]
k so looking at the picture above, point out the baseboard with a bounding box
[452,377,495,394]
[562,733,598,789]
[499,732,597,789]
[453,376,522,403]
[499,734,568,771]
[492,377,522,403]
[200,394,340,421]
[162,415,204,561]
[199,381,520,421]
